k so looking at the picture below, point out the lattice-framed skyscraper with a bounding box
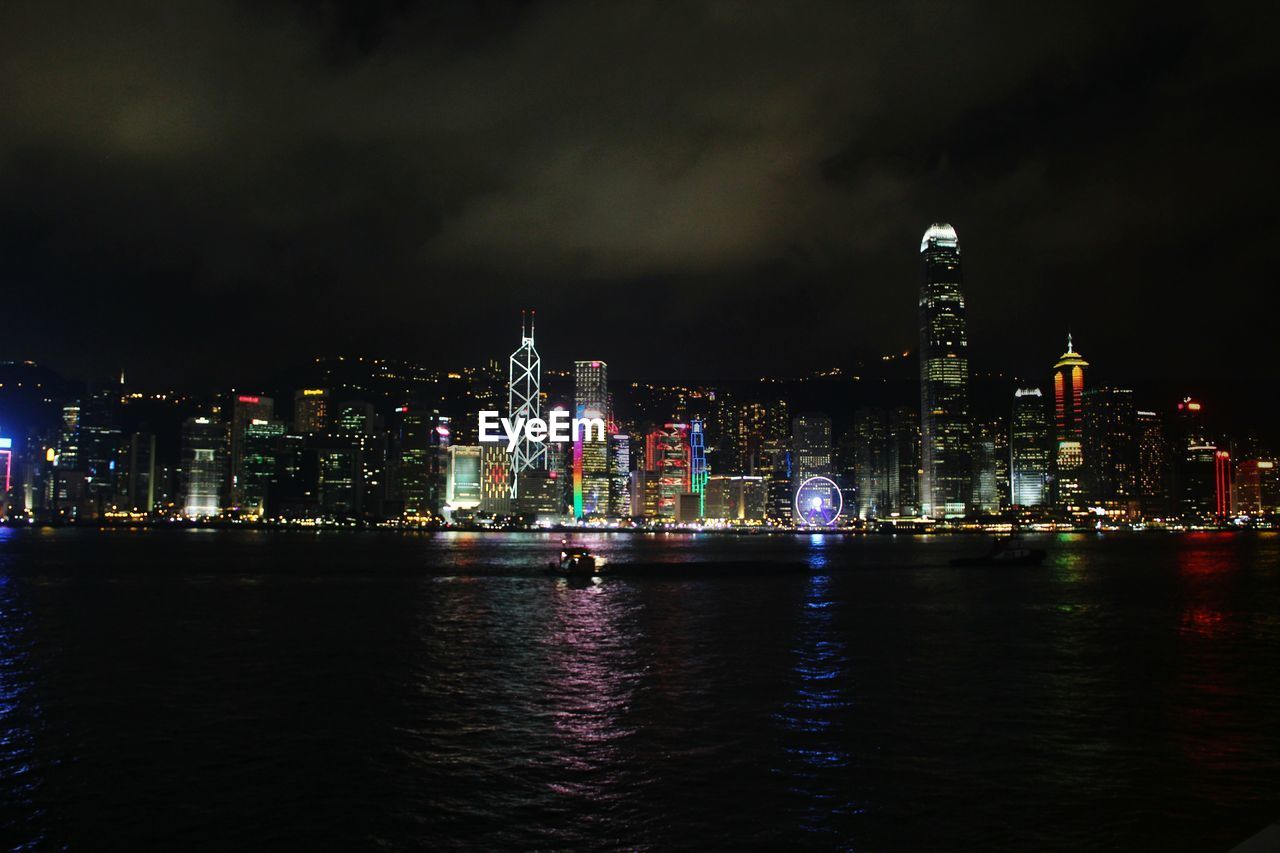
[508,311,546,499]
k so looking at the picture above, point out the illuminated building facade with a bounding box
[79,389,123,518]
[629,469,662,520]
[480,444,512,515]
[445,445,483,514]
[1171,397,1216,519]
[918,223,972,517]
[791,412,832,481]
[180,416,227,518]
[293,388,330,434]
[853,407,891,520]
[609,433,632,518]
[704,475,767,522]
[1010,388,1049,507]
[1051,336,1088,510]
[240,418,285,517]
[891,406,921,516]
[516,470,564,519]
[1136,410,1169,517]
[1082,386,1138,514]
[970,419,1002,514]
[690,418,708,516]
[1235,460,1278,515]
[394,408,449,520]
[0,436,11,502]
[124,431,157,513]
[573,359,609,518]
[1180,443,1218,519]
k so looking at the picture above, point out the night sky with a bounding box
[2,1,1277,391]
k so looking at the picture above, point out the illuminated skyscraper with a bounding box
[609,433,632,518]
[1010,388,1050,507]
[1136,410,1169,517]
[508,312,545,499]
[1051,336,1088,510]
[918,223,971,517]
[890,406,921,516]
[970,419,1002,514]
[394,408,449,520]
[181,416,227,518]
[853,407,891,520]
[230,394,273,511]
[573,359,609,518]
[240,418,285,517]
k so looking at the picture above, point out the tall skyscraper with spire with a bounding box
[918,223,971,518]
[508,311,546,500]
[1051,334,1089,509]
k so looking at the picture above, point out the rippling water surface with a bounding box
[1,528,1278,850]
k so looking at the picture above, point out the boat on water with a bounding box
[949,536,1047,567]
[549,541,601,576]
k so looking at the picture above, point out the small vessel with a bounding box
[549,541,599,576]
[949,536,1047,567]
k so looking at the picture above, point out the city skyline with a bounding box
[2,3,1278,396]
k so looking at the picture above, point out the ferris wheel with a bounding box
[794,476,843,527]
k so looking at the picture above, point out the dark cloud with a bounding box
[0,0,1277,393]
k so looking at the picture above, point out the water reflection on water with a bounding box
[774,552,863,842]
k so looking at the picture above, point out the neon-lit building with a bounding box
[1052,336,1089,510]
[853,407,891,520]
[479,444,512,515]
[573,359,609,518]
[645,423,690,520]
[918,223,972,518]
[1214,450,1232,519]
[689,418,708,516]
[1010,388,1049,508]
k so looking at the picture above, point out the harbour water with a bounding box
[1,528,1278,849]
